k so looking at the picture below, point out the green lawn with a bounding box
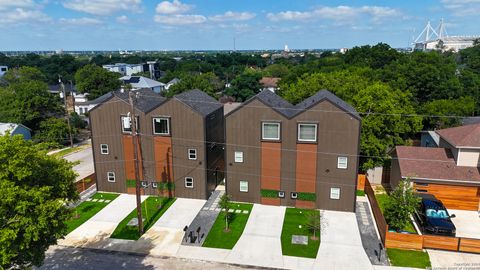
[280,208,321,258]
[65,192,120,234]
[356,190,365,196]
[203,203,253,249]
[387,248,431,269]
[375,193,416,233]
[110,197,175,240]
[51,145,88,158]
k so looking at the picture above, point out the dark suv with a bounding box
[415,194,456,237]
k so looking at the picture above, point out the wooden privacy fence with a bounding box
[365,177,480,254]
[75,173,96,193]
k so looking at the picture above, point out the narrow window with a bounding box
[107,172,115,182]
[188,149,197,160]
[153,117,170,135]
[298,123,317,142]
[152,182,158,188]
[100,144,109,155]
[291,192,298,199]
[262,122,280,140]
[185,177,194,188]
[278,191,285,198]
[337,157,348,169]
[330,188,341,200]
[234,151,244,163]
[239,181,249,192]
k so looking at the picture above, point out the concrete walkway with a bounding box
[183,190,224,246]
[448,208,480,239]
[356,196,389,266]
[428,249,480,268]
[60,194,148,247]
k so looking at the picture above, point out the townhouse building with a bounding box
[225,90,361,212]
[90,89,224,200]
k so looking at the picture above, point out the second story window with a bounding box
[153,117,170,135]
[262,122,280,141]
[100,144,109,155]
[337,157,348,169]
[121,116,138,133]
[298,123,317,142]
[188,149,197,160]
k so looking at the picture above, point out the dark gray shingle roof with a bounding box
[114,88,167,113]
[174,89,223,116]
[255,90,296,117]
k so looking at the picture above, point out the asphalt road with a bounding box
[36,246,263,270]
[64,146,94,181]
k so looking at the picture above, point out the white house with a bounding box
[165,77,180,90]
[120,75,165,93]
[0,66,8,77]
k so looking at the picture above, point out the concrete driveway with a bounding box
[313,210,373,270]
[63,146,94,182]
[428,249,480,268]
[143,198,206,256]
[448,208,480,239]
[227,204,286,268]
[61,194,147,246]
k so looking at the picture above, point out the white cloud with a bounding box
[0,7,50,24]
[267,5,401,24]
[116,15,129,23]
[442,0,480,16]
[62,0,142,15]
[154,14,206,25]
[59,17,103,25]
[0,0,34,11]
[155,0,191,14]
[209,11,256,22]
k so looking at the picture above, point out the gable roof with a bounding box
[120,76,165,89]
[114,88,167,113]
[174,89,223,117]
[260,77,280,88]
[0,122,31,135]
[435,124,480,148]
[226,89,360,120]
[395,146,480,184]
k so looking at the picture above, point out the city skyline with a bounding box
[0,0,479,51]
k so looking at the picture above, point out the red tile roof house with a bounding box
[390,124,480,210]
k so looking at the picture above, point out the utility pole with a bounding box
[59,76,74,148]
[129,90,143,235]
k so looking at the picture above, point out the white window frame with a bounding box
[337,157,348,169]
[330,187,341,200]
[239,181,248,192]
[121,116,138,133]
[298,123,318,142]
[262,122,281,141]
[291,192,298,199]
[152,117,170,135]
[185,177,194,188]
[100,144,109,155]
[278,191,285,198]
[107,172,115,182]
[152,182,158,188]
[234,151,244,163]
[188,149,197,160]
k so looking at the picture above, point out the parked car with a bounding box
[415,194,456,237]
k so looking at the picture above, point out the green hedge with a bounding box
[261,189,279,198]
[126,179,136,188]
[297,192,316,201]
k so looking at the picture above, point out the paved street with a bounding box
[63,145,94,182]
[36,246,263,270]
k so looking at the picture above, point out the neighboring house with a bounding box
[0,123,31,139]
[75,92,112,116]
[420,131,440,147]
[165,78,180,90]
[48,84,91,114]
[390,123,480,210]
[259,77,280,92]
[89,89,224,199]
[103,62,161,79]
[0,66,8,77]
[120,75,166,94]
[225,90,361,212]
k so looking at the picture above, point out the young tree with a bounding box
[384,179,421,231]
[218,194,232,231]
[305,210,321,240]
[34,117,77,145]
[75,64,122,100]
[0,135,78,269]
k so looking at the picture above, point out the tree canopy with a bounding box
[0,135,78,269]
[74,64,122,100]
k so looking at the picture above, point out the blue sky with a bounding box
[0,0,479,51]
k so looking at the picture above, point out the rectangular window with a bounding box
[152,182,158,188]
[278,191,285,198]
[337,157,348,169]
[234,151,244,163]
[100,144,109,155]
[185,177,193,188]
[330,188,341,200]
[262,122,280,140]
[291,192,298,199]
[153,117,170,135]
[107,172,115,182]
[298,123,317,142]
[240,181,248,192]
[141,181,148,188]
[188,149,197,160]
